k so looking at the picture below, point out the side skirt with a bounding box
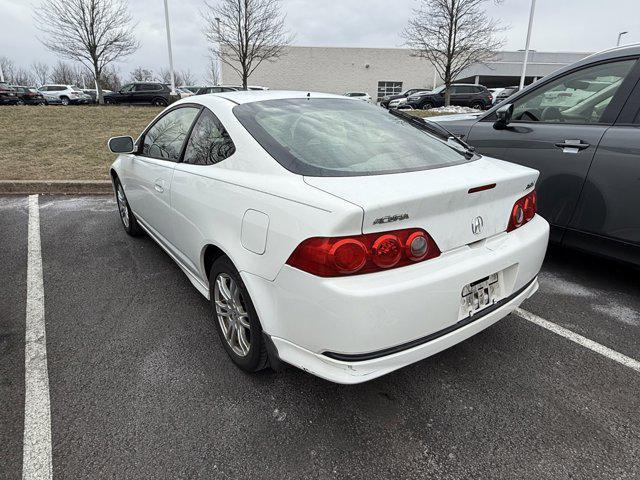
[136,216,210,300]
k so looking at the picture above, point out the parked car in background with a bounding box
[407,84,493,110]
[196,86,239,95]
[82,89,113,103]
[380,88,428,108]
[180,86,204,94]
[344,92,371,102]
[37,85,92,105]
[0,82,20,105]
[41,91,63,105]
[107,90,548,383]
[388,97,414,109]
[104,82,172,106]
[13,86,46,105]
[227,85,270,91]
[428,44,640,266]
[488,88,506,104]
[177,87,195,99]
[494,86,519,104]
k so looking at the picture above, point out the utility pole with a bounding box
[617,31,628,46]
[216,17,223,85]
[519,0,536,91]
[163,0,177,95]
[0,61,4,82]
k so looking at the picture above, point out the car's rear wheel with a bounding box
[210,256,269,372]
[114,179,143,236]
[152,97,168,107]
[105,97,115,104]
[470,101,485,110]
[421,102,434,110]
[60,96,70,106]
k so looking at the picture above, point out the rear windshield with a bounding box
[233,98,471,176]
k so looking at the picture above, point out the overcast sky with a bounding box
[1,0,639,83]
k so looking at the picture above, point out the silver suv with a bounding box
[37,85,92,105]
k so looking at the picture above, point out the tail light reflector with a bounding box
[507,190,537,232]
[287,228,441,277]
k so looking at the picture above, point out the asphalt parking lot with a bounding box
[2,195,639,480]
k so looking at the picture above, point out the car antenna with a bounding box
[306,92,311,99]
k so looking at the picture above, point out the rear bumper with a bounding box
[242,215,549,383]
[270,278,538,384]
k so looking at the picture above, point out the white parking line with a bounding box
[514,307,640,373]
[22,195,53,479]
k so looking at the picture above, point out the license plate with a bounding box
[460,273,501,318]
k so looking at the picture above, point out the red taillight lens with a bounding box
[287,228,441,277]
[330,239,367,274]
[507,190,537,232]
[371,234,402,268]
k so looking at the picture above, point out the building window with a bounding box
[377,81,403,101]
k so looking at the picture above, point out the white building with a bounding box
[221,46,591,101]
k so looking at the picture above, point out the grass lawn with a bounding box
[0,105,161,180]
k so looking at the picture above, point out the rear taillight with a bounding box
[507,190,537,232]
[286,228,441,277]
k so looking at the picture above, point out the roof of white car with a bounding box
[214,90,345,104]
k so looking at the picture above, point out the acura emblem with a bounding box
[471,216,484,235]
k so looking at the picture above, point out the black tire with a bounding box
[470,101,485,110]
[209,256,269,373]
[105,97,116,105]
[113,178,143,236]
[421,102,434,110]
[17,99,25,106]
[152,97,168,107]
[60,96,70,106]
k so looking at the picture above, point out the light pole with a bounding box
[216,17,223,85]
[163,0,177,95]
[0,61,4,83]
[617,31,628,46]
[519,0,536,91]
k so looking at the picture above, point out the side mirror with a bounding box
[108,136,135,154]
[493,103,514,130]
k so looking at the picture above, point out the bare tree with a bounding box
[0,56,15,83]
[130,67,155,82]
[50,61,76,84]
[203,0,293,89]
[13,68,36,86]
[31,62,50,86]
[100,66,122,91]
[158,68,184,86]
[179,69,197,86]
[35,0,139,104]
[403,0,505,106]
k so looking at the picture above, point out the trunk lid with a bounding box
[304,157,539,253]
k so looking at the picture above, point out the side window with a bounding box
[142,107,200,161]
[183,109,236,166]
[512,59,636,124]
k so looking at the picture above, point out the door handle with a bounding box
[554,139,590,153]
[154,179,164,193]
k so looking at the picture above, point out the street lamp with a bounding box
[163,0,177,95]
[519,0,536,91]
[617,31,628,46]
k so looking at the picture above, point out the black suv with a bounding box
[379,88,427,108]
[406,84,493,110]
[0,82,19,105]
[104,82,172,106]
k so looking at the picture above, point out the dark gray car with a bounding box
[431,44,640,266]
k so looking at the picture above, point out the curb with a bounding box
[0,180,113,195]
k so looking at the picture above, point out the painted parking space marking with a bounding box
[515,307,640,373]
[22,195,53,480]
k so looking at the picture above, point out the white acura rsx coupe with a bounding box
[108,90,549,384]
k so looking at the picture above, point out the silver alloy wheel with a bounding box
[214,273,251,357]
[61,97,69,105]
[116,184,130,229]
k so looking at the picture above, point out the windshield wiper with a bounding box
[388,108,476,159]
